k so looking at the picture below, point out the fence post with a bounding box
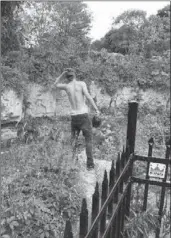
[121,149,126,168]
[148,137,154,157]
[91,182,100,238]
[108,160,115,217]
[126,101,138,155]
[100,170,108,235]
[79,198,88,238]
[114,154,120,203]
[165,138,171,159]
[122,148,127,183]
[120,151,125,193]
[121,196,127,238]
[119,201,126,238]
[64,220,73,238]
[156,138,170,238]
[111,217,117,238]
[116,205,121,238]
[142,137,154,211]
[125,154,134,218]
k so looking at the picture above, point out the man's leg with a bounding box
[82,115,94,168]
[71,119,80,160]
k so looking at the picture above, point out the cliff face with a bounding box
[1,83,133,129]
[1,89,23,124]
[1,83,71,143]
[1,50,170,143]
[1,84,167,145]
[26,84,57,117]
[1,84,71,123]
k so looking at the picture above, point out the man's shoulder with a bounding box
[77,81,87,87]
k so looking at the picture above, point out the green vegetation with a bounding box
[1,118,82,238]
[1,1,170,237]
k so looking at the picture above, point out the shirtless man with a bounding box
[52,68,99,169]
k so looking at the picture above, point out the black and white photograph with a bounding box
[1,1,170,237]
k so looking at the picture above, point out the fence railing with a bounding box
[64,148,134,238]
[64,139,170,238]
[134,137,171,238]
[63,102,171,238]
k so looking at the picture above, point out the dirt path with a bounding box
[71,149,112,236]
[72,150,170,238]
[76,150,112,211]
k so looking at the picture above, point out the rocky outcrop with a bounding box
[1,84,71,123]
[1,50,170,143]
[1,90,23,143]
[26,83,71,118]
[90,82,137,108]
[26,83,57,117]
[149,50,170,84]
[1,84,71,143]
[1,89,23,124]
[90,81,111,108]
[1,127,17,148]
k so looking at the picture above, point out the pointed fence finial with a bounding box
[64,220,73,238]
[100,170,108,234]
[148,137,154,145]
[79,198,88,238]
[148,137,154,157]
[165,137,171,159]
[109,160,115,190]
[91,182,100,237]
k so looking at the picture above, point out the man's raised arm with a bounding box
[51,71,67,90]
[82,82,100,114]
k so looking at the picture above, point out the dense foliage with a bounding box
[1,2,170,237]
[1,1,23,55]
[1,118,81,238]
[1,2,170,100]
[15,1,92,87]
[92,5,170,56]
[1,1,92,92]
[1,1,28,95]
[90,5,170,106]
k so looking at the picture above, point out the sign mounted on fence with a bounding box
[148,163,166,179]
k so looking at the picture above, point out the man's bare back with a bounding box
[53,69,99,115]
[66,81,89,115]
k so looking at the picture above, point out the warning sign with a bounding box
[148,163,166,179]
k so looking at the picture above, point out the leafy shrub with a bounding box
[124,209,159,238]
[1,118,81,238]
[1,65,28,96]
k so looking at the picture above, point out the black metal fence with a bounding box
[133,137,171,238]
[64,148,133,238]
[64,102,171,238]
